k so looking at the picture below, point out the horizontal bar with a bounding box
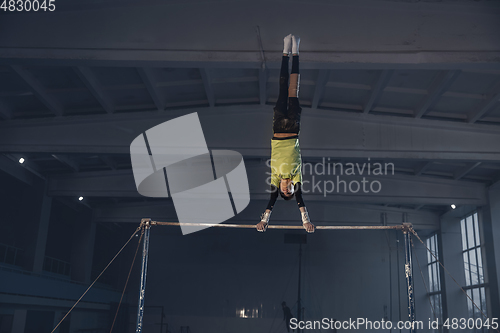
[150,221,404,230]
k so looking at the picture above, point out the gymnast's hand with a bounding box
[257,210,271,232]
[303,221,315,233]
[301,209,315,233]
[256,221,268,232]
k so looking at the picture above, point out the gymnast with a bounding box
[256,34,314,233]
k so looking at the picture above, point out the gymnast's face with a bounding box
[280,179,294,197]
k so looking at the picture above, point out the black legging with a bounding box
[273,55,301,134]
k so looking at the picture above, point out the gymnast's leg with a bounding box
[272,34,292,134]
[287,35,302,134]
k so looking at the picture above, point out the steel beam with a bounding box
[1,106,500,160]
[200,68,215,107]
[46,166,488,207]
[73,66,114,114]
[10,65,64,116]
[414,161,434,176]
[0,154,35,185]
[137,67,165,111]
[99,155,117,170]
[363,70,392,114]
[51,154,80,172]
[415,70,461,118]
[468,79,500,123]
[454,162,482,180]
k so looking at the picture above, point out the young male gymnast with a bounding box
[256,34,314,233]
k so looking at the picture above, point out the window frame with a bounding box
[460,211,488,330]
[426,232,444,331]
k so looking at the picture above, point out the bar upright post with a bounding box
[135,218,151,333]
[403,223,416,333]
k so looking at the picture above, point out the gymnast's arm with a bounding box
[266,185,279,212]
[294,183,306,212]
[256,185,278,231]
[295,183,314,232]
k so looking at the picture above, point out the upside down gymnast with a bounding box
[256,34,315,233]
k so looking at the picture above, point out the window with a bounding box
[0,243,24,267]
[461,212,487,332]
[236,307,260,318]
[43,256,71,276]
[426,233,443,332]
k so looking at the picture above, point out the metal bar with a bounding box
[414,161,433,176]
[137,68,165,111]
[453,161,482,180]
[363,69,392,114]
[73,66,114,114]
[404,228,416,333]
[468,79,500,123]
[200,68,215,107]
[51,154,80,172]
[415,70,461,119]
[10,65,64,117]
[135,223,151,333]
[151,221,403,230]
[137,219,416,333]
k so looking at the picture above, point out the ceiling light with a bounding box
[451,204,456,209]
[19,158,25,164]
[79,196,84,201]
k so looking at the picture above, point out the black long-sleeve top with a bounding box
[266,182,305,211]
